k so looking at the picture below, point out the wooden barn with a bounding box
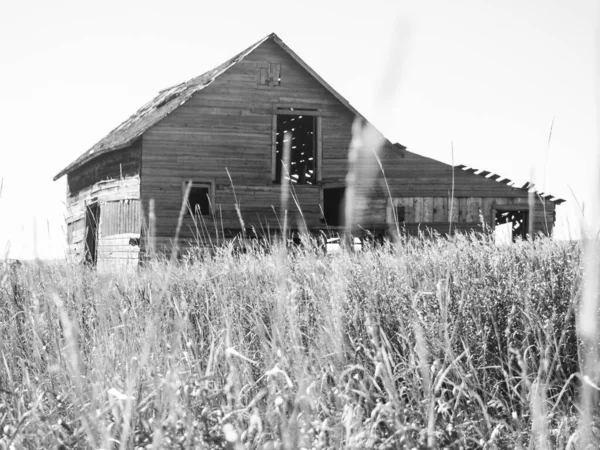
[53,32,564,268]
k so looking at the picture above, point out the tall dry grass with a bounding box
[0,234,586,449]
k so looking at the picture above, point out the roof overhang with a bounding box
[454,164,566,205]
[53,139,136,181]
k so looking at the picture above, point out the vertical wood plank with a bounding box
[386,198,393,225]
[448,197,459,223]
[482,198,495,226]
[269,63,281,86]
[97,203,103,239]
[271,114,277,181]
[466,197,483,223]
[458,198,467,223]
[433,197,447,222]
[319,187,324,218]
[404,197,414,222]
[475,197,483,224]
[316,116,323,183]
[466,197,475,222]
[423,197,433,222]
[413,197,423,223]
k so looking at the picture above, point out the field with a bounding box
[0,233,594,449]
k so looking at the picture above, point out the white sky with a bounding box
[0,0,598,259]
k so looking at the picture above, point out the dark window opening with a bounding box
[495,209,528,240]
[395,206,405,223]
[275,114,317,185]
[187,185,211,215]
[323,187,345,226]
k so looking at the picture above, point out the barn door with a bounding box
[84,202,99,265]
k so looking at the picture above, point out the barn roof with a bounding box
[53,33,367,181]
[52,33,566,205]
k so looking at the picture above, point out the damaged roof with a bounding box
[52,33,566,206]
[455,164,565,204]
[53,32,366,181]
[54,35,270,180]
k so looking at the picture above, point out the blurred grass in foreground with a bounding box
[0,233,592,449]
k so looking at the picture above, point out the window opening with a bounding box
[495,209,528,241]
[185,182,211,215]
[275,113,317,185]
[395,205,405,223]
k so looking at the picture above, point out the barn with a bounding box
[53,32,564,268]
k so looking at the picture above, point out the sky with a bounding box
[0,0,598,259]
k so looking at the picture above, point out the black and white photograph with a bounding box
[1,0,599,448]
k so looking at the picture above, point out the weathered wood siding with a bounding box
[380,147,544,198]
[97,233,141,272]
[378,146,556,235]
[138,40,556,248]
[65,142,142,264]
[387,195,555,236]
[141,39,357,249]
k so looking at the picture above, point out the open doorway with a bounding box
[323,187,345,227]
[495,208,528,241]
[85,202,99,265]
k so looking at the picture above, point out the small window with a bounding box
[274,111,318,185]
[184,181,213,216]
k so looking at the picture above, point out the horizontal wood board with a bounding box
[65,144,142,262]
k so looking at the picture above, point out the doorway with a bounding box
[323,187,345,227]
[85,202,99,265]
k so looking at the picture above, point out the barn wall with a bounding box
[378,144,557,235]
[141,39,361,250]
[65,143,142,265]
[387,195,555,236]
[380,148,533,197]
[138,39,557,249]
[97,232,141,272]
